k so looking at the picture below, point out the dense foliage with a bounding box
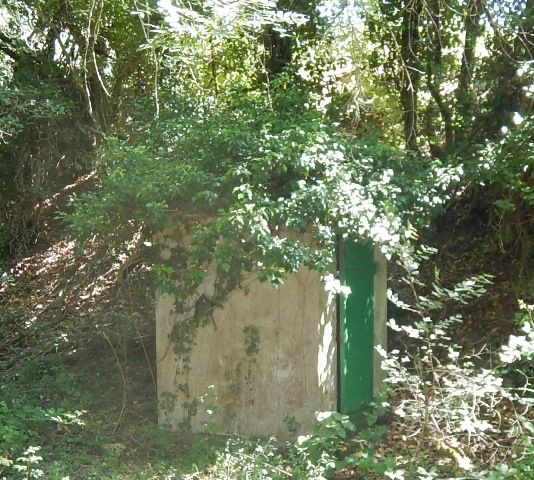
[1,0,532,268]
[1,0,532,272]
[1,0,533,478]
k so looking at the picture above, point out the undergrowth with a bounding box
[1,246,533,479]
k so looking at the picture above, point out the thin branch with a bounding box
[132,0,160,118]
[102,330,128,434]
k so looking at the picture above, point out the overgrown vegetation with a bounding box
[1,0,533,478]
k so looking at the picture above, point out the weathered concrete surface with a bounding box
[373,246,387,394]
[156,265,338,438]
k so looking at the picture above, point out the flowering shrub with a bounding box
[380,248,533,475]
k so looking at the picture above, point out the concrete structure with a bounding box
[155,236,387,438]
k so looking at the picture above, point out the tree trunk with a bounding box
[399,0,423,151]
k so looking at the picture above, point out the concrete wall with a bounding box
[373,246,387,394]
[156,265,338,438]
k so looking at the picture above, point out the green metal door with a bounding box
[339,242,376,415]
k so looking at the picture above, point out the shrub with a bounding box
[380,247,533,476]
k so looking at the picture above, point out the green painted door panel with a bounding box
[339,242,375,415]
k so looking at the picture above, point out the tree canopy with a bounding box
[1,0,532,287]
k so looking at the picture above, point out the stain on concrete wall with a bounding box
[156,264,338,438]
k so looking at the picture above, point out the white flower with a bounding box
[385,470,405,479]
[456,455,473,471]
[512,112,524,125]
